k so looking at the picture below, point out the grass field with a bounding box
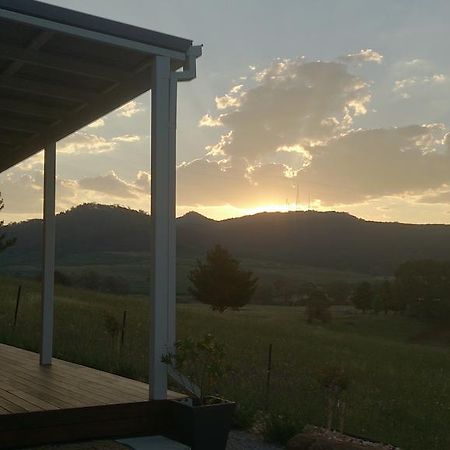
[0,277,448,449]
[0,252,380,294]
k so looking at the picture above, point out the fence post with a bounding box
[265,343,273,410]
[120,310,127,349]
[13,285,22,329]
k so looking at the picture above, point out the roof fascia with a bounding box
[0,7,187,62]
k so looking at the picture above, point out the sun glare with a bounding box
[242,203,308,216]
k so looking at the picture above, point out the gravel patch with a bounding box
[227,430,284,450]
[23,441,127,450]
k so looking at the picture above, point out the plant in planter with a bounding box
[162,333,235,450]
[319,365,350,433]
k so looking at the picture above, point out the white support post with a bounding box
[167,73,178,349]
[149,55,175,400]
[40,142,56,366]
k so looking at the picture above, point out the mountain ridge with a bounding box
[2,203,450,276]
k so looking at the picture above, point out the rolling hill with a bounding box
[2,203,450,279]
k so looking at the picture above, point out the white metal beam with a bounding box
[40,142,56,366]
[149,55,173,400]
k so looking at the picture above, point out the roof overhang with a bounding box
[0,0,197,173]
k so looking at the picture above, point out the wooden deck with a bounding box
[0,343,180,449]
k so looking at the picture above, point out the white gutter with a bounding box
[176,45,203,82]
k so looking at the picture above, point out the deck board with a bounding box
[0,344,150,413]
[0,343,183,448]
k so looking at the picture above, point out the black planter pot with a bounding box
[164,399,236,450]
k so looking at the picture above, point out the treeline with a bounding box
[304,260,450,326]
[254,260,450,325]
[49,270,130,295]
[350,260,450,322]
[253,279,356,306]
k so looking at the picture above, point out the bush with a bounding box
[262,412,302,445]
[232,401,258,429]
[305,286,331,323]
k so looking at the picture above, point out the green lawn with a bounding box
[0,277,448,449]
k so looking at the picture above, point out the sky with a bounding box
[2,0,450,224]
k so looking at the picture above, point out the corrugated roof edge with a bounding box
[0,0,193,53]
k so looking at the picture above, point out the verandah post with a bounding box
[149,55,177,400]
[40,142,56,366]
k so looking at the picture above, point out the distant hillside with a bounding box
[2,203,450,275]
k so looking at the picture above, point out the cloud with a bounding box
[296,124,450,205]
[135,170,151,192]
[77,171,143,199]
[0,166,153,222]
[177,158,295,208]
[341,49,383,64]
[112,135,142,143]
[205,57,371,162]
[172,55,450,213]
[392,58,436,78]
[0,169,43,215]
[177,123,450,209]
[199,114,223,127]
[88,118,105,129]
[4,52,450,224]
[116,100,146,118]
[58,132,117,154]
[393,73,447,98]
[215,93,242,110]
[419,188,450,204]
[57,132,142,155]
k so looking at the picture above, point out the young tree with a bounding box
[0,194,15,252]
[351,282,373,313]
[188,244,258,312]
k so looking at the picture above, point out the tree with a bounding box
[188,244,258,312]
[324,281,352,305]
[273,276,296,305]
[305,285,331,323]
[0,194,15,252]
[395,260,450,320]
[102,275,130,295]
[371,294,384,314]
[351,282,373,313]
[379,280,393,314]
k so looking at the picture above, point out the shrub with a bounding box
[305,286,331,323]
[262,412,302,445]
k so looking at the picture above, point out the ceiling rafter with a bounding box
[0,76,97,102]
[0,97,62,119]
[2,30,53,77]
[0,117,46,133]
[0,42,133,81]
[0,134,27,146]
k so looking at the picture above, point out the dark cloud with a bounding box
[77,171,141,198]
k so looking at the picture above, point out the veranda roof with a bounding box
[0,0,194,172]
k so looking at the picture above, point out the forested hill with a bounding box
[3,203,450,275]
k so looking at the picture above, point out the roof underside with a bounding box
[0,0,193,173]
